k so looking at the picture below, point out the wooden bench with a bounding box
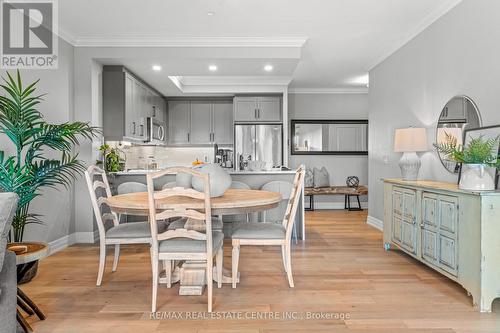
[304,185,368,211]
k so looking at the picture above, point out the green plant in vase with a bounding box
[0,71,100,242]
[434,132,500,190]
[98,144,124,172]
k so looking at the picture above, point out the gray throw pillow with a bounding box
[313,167,330,188]
[304,168,314,188]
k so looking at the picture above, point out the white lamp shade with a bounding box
[394,127,428,152]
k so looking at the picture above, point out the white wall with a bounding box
[368,0,500,222]
[0,38,76,242]
[288,93,369,208]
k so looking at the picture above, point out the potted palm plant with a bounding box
[0,71,99,282]
[434,132,500,190]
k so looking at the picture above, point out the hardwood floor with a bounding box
[20,210,499,332]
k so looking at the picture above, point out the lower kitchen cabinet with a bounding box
[383,179,500,312]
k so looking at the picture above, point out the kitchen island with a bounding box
[108,169,306,240]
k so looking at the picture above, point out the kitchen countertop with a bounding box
[112,169,296,176]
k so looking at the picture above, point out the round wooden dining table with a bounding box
[106,188,282,216]
[106,188,282,295]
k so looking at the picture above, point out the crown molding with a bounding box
[367,0,462,71]
[288,87,368,94]
[70,36,308,48]
[169,76,291,94]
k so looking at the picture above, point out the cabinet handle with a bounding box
[255,108,258,119]
[140,124,144,137]
[187,133,190,142]
[132,122,136,135]
[258,108,260,119]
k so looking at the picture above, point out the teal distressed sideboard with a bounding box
[383,179,500,312]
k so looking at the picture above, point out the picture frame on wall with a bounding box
[458,125,500,189]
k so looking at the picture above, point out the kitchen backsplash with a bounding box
[106,142,214,170]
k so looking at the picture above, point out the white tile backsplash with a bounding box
[112,144,215,170]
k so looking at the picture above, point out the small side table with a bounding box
[7,242,49,333]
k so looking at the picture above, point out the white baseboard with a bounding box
[307,201,368,210]
[48,229,99,255]
[367,215,383,231]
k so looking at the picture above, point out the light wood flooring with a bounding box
[20,210,500,332]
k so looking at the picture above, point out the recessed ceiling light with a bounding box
[207,11,215,16]
[152,65,162,71]
[264,65,273,72]
[209,65,218,72]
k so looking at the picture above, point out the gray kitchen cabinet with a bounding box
[103,66,164,143]
[167,99,233,146]
[168,101,191,144]
[190,101,212,144]
[124,73,137,139]
[233,96,281,122]
[257,96,281,121]
[234,97,258,122]
[212,100,233,144]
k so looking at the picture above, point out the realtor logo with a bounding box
[1,0,58,69]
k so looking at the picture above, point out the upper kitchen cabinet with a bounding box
[168,101,191,145]
[233,96,282,122]
[103,66,164,143]
[212,100,233,144]
[190,101,212,144]
[168,99,233,146]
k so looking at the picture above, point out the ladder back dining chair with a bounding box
[85,166,167,286]
[231,166,305,288]
[146,167,224,313]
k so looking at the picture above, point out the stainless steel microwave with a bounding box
[147,117,165,144]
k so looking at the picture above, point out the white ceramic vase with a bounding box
[191,163,232,197]
[459,164,495,191]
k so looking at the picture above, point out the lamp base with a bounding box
[399,152,421,181]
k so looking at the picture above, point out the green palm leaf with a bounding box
[0,70,100,242]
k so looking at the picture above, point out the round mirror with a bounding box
[436,95,482,173]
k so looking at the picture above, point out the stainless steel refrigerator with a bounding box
[234,124,283,171]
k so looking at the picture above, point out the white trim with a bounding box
[367,215,383,231]
[367,0,462,71]
[72,36,308,48]
[288,88,369,94]
[308,201,368,210]
[169,76,291,94]
[48,230,99,255]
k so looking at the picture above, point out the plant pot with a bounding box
[459,164,496,191]
[17,260,39,284]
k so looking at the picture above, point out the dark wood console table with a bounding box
[304,185,368,211]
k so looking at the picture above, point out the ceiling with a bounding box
[59,0,461,96]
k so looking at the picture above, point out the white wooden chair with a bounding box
[261,180,299,243]
[231,167,305,288]
[85,166,167,286]
[146,167,224,312]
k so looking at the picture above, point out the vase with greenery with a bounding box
[0,71,99,243]
[434,133,500,190]
[98,144,124,172]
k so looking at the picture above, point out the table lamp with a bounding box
[394,127,427,180]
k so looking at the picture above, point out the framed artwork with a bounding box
[459,125,500,189]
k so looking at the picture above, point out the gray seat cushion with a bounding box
[106,221,167,239]
[159,231,224,253]
[232,221,286,239]
[167,217,223,231]
[0,193,18,271]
